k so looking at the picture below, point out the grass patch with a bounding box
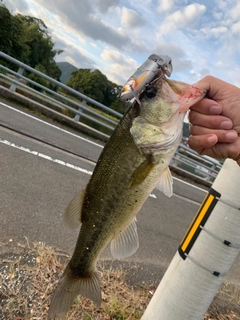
[0,239,239,320]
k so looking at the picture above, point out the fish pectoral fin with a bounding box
[129,160,155,188]
[64,188,86,229]
[155,167,173,197]
[48,264,101,319]
[110,218,139,259]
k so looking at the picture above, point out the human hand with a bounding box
[188,76,240,165]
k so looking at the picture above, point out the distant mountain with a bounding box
[57,62,78,84]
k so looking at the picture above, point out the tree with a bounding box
[0,3,13,55]
[0,3,62,80]
[18,15,63,80]
[67,68,124,113]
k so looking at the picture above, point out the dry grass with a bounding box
[0,238,239,320]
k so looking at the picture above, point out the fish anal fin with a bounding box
[155,167,173,197]
[110,218,139,259]
[129,160,155,188]
[64,189,86,229]
[48,265,101,319]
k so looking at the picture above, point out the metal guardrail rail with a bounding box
[0,51,122,133]
[0,51,222,182]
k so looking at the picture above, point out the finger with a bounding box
[193,75,231,99]
[188,134,218,154]
[189,111,233,129]
[190,97,222,115]
[188,135,240,161]
[190,125,238,143]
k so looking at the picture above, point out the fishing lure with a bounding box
[120,54,173,105]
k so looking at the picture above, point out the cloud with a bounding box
[95,0,120,13]
[200,26,228,38]
[157,0,175,13]
[121,7,147,29]
[232,21,240,34]
[158,3,207,34]
[152,42,192,73]
[101,49,139,84]
[27,0,132,50]
[3,0,29,12]
[53,35,97,70]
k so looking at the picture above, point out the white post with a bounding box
[142,159,240,320]
[10,66,24,92]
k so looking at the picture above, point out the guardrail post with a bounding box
[9,66,24,92]
[74,99,86,122]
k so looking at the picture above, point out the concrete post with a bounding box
[74,99,87,122]
[142,159,240,320]
[9,66,24,92]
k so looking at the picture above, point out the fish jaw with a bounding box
[162,79,207,112]
[130,78,206,161]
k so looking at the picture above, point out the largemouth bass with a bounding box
[48,73,205,319]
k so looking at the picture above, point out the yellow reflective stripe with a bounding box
[181,194,214,252]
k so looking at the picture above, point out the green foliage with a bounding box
[0,3,62,80]
[0,2,124,113]
[67,68,124,113]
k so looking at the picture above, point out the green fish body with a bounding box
[48,77,205,319]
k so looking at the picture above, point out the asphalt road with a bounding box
[1,97,239,287]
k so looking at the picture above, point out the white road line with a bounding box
[0,101,207,195]
[0,101,104,148]
[0,138,93,175]
[0,138,157,199]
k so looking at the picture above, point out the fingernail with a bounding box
[210,105,221,114]
[220,120,232,129]
[226,131,238,141]
[207,135,217,144]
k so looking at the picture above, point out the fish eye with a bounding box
[144,87,157,99]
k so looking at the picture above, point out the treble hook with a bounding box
[129,84,142,107]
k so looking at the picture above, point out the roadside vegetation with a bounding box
[0,239,239,320]
[0,1,125,133]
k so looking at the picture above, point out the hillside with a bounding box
[57,61,78,84]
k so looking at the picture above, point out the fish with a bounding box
[48,74,205,319]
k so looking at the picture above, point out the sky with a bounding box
[3,0,240,87]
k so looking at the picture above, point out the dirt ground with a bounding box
[0,239,239,320]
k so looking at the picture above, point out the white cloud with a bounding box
[158,3,207,34]
[157,0,175,13]
[200,26,228,38]
[101,49,139,84]
[121,7,146,29]
[232,21,240,34]
[228,1,240,21]
[216,0,228,10]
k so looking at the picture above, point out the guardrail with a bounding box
[0,51,122,135]
[171,143,222,182]
[0,51,222,183]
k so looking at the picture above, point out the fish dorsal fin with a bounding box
[64,188,86,229]
[155,167,173,197]
[110,218,139,259]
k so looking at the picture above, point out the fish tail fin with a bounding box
[48,264,101,319]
